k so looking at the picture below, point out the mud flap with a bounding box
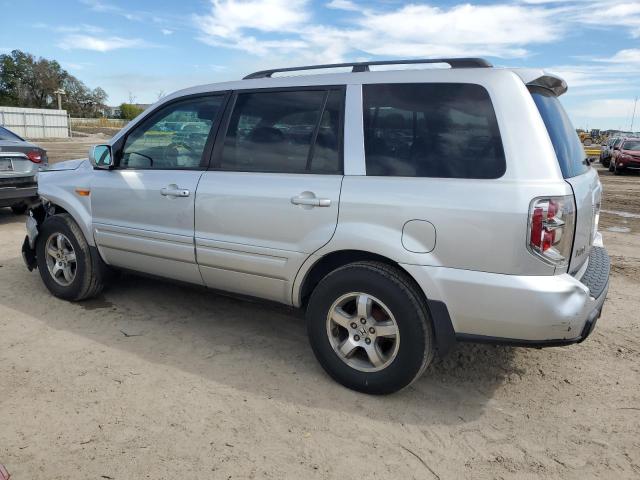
[22,235,37,271]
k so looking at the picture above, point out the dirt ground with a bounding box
[0,142,639,478]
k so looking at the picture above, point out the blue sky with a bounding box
[1,0,640,130]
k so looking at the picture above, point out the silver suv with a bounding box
[22,58,610,394]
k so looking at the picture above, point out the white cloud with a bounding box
[161,29,174,35]
[600,49,640,64]
[575,2,640,37]
[196,0,309,39]
[326,0,359,11]
[57,34,151,52]
[195,0,562,60]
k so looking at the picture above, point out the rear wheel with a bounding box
[36,214,108,301]
[306,261,434,394]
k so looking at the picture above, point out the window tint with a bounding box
[0,126,24,141]
[121,96,224,169]
[220,89,341,174]
[363,83,505,178]
[530,88,588,178]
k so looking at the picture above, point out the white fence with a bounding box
[0,106,69,138]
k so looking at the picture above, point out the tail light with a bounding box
[527,196,575,266]
[26,150,43,163]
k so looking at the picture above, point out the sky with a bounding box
[1,0,640,130]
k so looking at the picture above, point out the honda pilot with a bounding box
[21,58,610,394]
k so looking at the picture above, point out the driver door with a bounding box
[91,93,227,284]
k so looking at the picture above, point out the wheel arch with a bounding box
[37,194,94,247]
[294,249,457,355]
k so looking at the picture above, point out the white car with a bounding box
[22,58,609,394]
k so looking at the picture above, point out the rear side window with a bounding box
[530,88,588,178]
[220,89,342,174]
[363,83,505,178]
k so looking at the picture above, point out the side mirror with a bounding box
[89,145,113,169]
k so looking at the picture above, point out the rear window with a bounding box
[363,83,505,178]
[0,126,24,141]
[530,88,588,178]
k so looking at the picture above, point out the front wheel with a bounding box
[36,213,108,301]
[613,162,623,175]
[306,261,434,394]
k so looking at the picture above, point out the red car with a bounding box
[610,138,640,175]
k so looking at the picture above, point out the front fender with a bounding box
[36,167,94,246]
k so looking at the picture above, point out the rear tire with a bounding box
[306,261,434,394]
[35,213,108,301]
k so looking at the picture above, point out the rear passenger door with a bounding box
[195,87,344,303]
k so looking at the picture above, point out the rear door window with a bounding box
[530,87,588,178]
[219,89,342,174]
[363,83,505,178]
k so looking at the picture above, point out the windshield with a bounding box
[530,88,588,178]
[622,140,640,150]
[0,126,24,141]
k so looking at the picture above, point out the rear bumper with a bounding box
[0,185,38,206]
[403,246,610,353]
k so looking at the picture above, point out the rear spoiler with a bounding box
[526,75,568,97]
[509,69,568,96]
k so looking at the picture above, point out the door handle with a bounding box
[291,193,331,208]
[160,185,190,197]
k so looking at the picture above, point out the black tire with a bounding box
[306,261,434,394]
[36,213,108,301]
[613,162,623,175]
[11,204,27,215]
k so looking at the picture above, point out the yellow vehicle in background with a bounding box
[577,129,606,146]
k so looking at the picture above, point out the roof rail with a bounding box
[243,58,492,80]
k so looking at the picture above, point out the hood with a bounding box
[622,149,640,155]
[44,158,89,171]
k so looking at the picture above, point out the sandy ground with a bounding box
[0,155,639,478]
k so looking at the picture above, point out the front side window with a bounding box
[363,83,505,178]
[220,89,342,174]
[121,95,224,169]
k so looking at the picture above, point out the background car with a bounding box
[0,126,47,213]
[611,138,640,175]
[0,126,48,165]
[609,137,627,172]
[600,136,617,167]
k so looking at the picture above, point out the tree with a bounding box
[119,103,144,120]
[0,49,108,117]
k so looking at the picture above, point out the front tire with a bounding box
[36,213,108,301]
[613,162,623,175]
[306,261,434,394]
